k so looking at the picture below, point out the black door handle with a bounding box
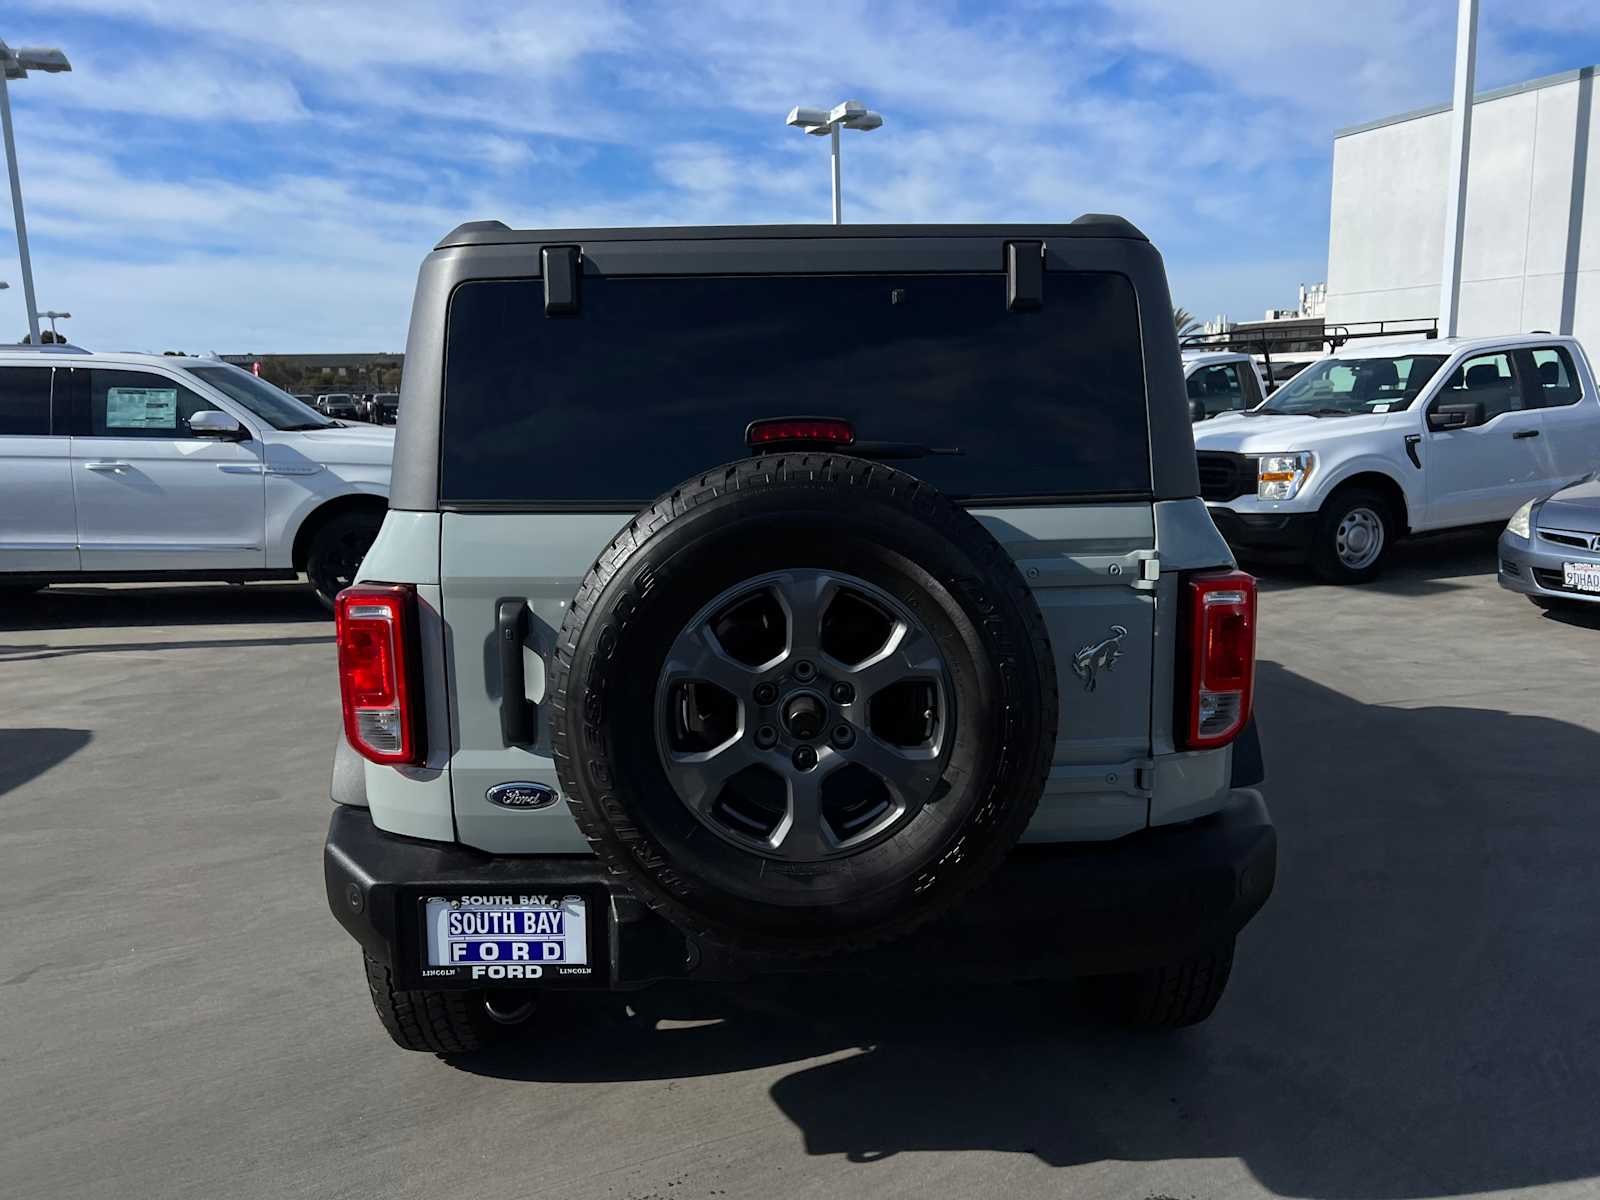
[496,599,535,746]
[1512,429,1540,439]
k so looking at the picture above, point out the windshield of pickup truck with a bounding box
[1254,353,1446,416]
[182,363,337,430]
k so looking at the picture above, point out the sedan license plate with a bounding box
[422,894,591,983]
[1563,561,1600,593]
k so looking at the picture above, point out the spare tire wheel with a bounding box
[549,454,1058,955]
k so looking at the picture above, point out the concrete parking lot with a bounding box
[4,538,1599,1200]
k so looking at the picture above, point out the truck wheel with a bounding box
[1093,939,1235,1029]
[1309,488,1394,584]
[306,511,382,610]
[362,953,522,1053]
[550,453,1058,958]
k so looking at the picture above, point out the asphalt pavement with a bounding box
[4,540,1600,1200]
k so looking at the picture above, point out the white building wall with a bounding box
[1326,68,1600,350]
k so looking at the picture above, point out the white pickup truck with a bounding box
[1193,334,1600,582]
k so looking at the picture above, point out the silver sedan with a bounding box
[1499,477,1600,609]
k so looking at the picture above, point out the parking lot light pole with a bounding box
[0,41,71,347]
[1438,0,1478,339]
[785,100,884,224]
[41,308,67,339]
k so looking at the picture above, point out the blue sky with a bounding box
[3,0,1600,351]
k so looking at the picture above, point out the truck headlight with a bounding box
[1507,500,1534,539]
[1257,452,1314,501]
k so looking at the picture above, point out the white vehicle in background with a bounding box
[1194,334,1600,583]
[1182,350,1268,422]
[0,347,395,607]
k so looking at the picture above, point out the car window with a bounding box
[84,370,219,438]
[0,365,54,436]
[1515,347,1583,409]
[1187,364,1245,413]
[442,271,1153,505]
[182,363,333,430]
[1435,352,1522,421]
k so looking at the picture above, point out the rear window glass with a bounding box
[441,271,1151,506]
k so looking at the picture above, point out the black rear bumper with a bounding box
[324,791,1276,989]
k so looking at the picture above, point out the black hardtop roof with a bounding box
[435,214,1147,250]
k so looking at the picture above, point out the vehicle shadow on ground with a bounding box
[0,727,92,797]
[1248,527,1500,597]
[0,583,328,632]
[457,659,1600,1198]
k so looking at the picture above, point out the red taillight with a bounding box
[745,416,855,448]
[1181,570,1256,750]
[335,584,423,766]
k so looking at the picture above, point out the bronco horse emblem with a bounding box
[1071,625,1128,692]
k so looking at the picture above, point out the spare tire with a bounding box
[549,454,1057,955]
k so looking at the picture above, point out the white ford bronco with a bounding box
[323,219,1276,1053]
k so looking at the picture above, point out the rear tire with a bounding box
[1310,488,1394,584]
[306,511,382,611]
[1092,939,1236,1029]
[362,953,512,1053]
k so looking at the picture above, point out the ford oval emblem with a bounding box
[486,782,560,811]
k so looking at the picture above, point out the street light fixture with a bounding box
[785,99,884,225]
[0,40,72,347]
[42,308,68,339]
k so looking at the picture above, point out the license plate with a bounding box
[422,894,590,981]
[1563,561,1600,593]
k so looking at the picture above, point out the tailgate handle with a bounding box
[496,599,536,747]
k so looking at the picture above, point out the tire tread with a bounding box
[362,953,495,1053]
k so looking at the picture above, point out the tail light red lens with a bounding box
[335,584,423,766]
[1181,570,1257,750]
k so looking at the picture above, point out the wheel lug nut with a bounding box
[831,725,855,748]
[792,745,818,771]
[754,682,778,705]
[793,660,816,682]
[755,725,778,750]
[830,681,854,704]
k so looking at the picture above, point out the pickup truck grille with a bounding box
[1196,452,1258,503]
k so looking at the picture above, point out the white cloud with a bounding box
[47,57,309,123]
